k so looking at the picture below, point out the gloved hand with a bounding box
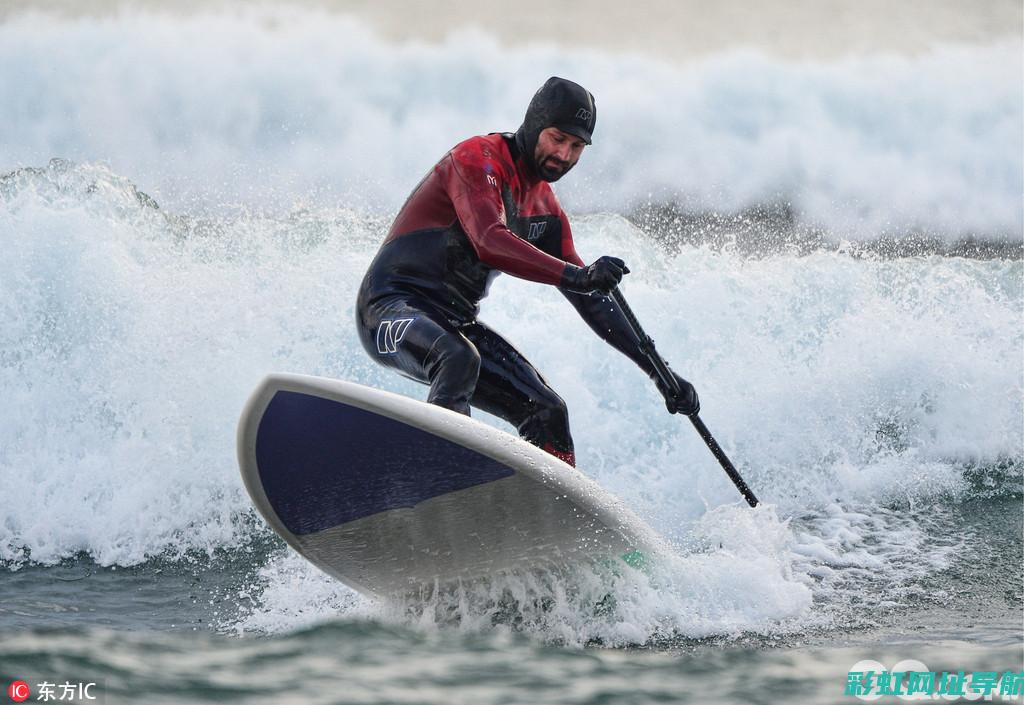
[654,369,700,416]
[560,256,630,294]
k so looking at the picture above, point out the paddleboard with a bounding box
[237,373,668,600]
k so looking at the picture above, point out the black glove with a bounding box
[655,370,700,416]
[560,256,630,294]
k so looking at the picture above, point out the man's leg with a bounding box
[463,321,576,467]
[356,296,481,415]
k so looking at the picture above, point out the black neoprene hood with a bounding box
[515,77,597,173]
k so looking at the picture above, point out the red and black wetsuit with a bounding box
[356,133,653,466]
[360,132,586,323]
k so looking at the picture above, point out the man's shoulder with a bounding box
[449,134,515,173]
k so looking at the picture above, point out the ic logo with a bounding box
[575,108,592,121]
[8,681,30,703]
[376,318,414,354]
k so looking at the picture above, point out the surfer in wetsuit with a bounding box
[356,77,699,467]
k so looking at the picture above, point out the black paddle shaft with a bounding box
[608,288,760,508]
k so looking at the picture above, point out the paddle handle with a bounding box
[608,288,760,507]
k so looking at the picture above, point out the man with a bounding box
[356,77,699,468]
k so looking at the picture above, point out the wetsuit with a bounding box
[356,132,656,467]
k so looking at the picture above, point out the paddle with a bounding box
[609,288,760,507]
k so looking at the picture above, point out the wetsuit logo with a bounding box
[376,318,414,354]
[575,108,592,121]
[527,221,547,241]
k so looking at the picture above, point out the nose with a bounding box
[552,142,572,161]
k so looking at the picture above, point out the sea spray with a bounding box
[0,9,1019,240]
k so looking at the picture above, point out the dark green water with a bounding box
[2,497,1020,705]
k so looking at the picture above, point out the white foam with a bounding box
[0,160,386,565]
[227,551,373,635]
[234,506,813,646]
[1,159,1018,641]
[0,9,1020,240]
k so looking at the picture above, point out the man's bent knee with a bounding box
[424,333,481,415]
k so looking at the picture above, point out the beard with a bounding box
[537,156,574,182]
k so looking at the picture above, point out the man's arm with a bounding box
[560,287,655,375]
[445,147,569,285]
[557,209,651,369]
[561,287,700,414]
[558,215,700,415]
[445,142,628,293]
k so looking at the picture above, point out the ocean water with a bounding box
[1,5,1022,704]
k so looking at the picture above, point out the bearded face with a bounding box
[533,127,587,182]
